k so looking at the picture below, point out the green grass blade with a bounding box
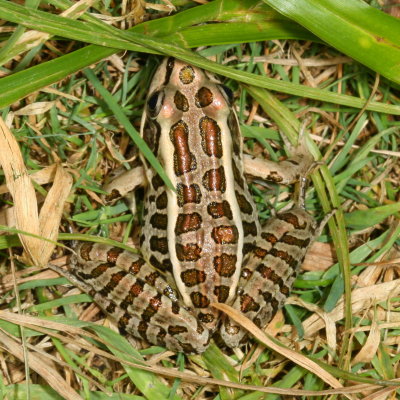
[0,46,118,109]
[169,20,316,47]
[83,69,174,191]
[90,326,183,400]
[262,0,400,85]
[344,203,400,230]
[4,384,64,400]
[1,0,400,115]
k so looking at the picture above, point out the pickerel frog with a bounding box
[67,58,321,354]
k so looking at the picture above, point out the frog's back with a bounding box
[139,58,260,330]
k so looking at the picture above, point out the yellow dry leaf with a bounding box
[0,117,41,265]
[352,321,380,365]
[0,117,72,266]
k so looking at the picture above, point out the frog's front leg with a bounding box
[65,242,210,354]
[243,137,315,185]
[102,162,145,215]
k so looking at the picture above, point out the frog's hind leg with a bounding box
[52,242,210,354]
[220,206,317,348]
[220,136,321,348]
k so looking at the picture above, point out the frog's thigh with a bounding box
[220,207,316,348]
[70,243,210,353]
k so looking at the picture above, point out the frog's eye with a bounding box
[219,84,234,105]
[147,90,164,118]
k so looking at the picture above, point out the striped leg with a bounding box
[220,134,322,347]
[220,207,317,348]
[66,243,210,354]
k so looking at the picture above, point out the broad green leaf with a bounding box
[344,203,400,230]
[262,0,400,85]
[4,384,64,400]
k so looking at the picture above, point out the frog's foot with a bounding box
[282,128,317,177]
[314,208,337,237]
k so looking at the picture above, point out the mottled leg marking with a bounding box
[102,164,145,200]
[65,243,210,354]
[220,207,317,347]
[220,138,325,347]
[243,134,315,185]
[102,164,146,215]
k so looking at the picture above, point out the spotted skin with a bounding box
[207,201,233,219]
[170,120,197,176]
[199,116,223,158]
[174,91,189,112]
[69,58,321,353]
[220,207,317,347]
[176,183,202,206]
[195,87,213,108]
[69,243,209,353]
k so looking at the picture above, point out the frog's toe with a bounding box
[218,319,247,349]
[163,323,211,354]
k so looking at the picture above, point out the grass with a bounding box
[0,0,400,399]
